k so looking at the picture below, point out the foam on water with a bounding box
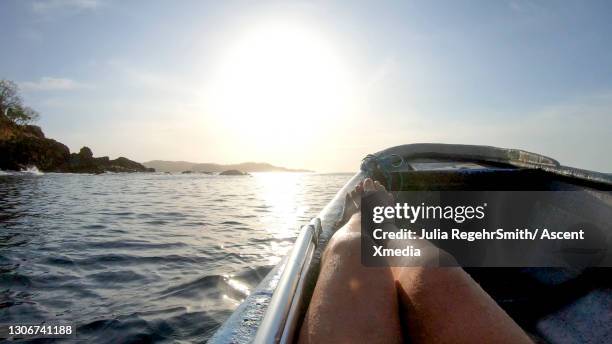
[21,166,44,175]
[0,166,45,176]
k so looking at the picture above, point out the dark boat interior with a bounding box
[370,158,611,343]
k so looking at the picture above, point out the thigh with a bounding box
[395,266,532,344]
[299,227,402,344]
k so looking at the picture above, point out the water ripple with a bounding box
[0,172,351,341]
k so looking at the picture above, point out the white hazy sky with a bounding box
[1,0,611,172]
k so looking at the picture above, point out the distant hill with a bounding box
[142,160,313,173]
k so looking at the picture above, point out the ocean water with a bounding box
[0,171,352,343]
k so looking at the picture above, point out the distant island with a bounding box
[143,160,313,173]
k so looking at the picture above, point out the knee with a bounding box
[325,212,362,256]
[323,229,397,288]
[396,264,468,298]
[325,230,362,262]
[394,250,465,293]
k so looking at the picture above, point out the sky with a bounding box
[1,0,611,172]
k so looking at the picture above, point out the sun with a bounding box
[206,21,354,150]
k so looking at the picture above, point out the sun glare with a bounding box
[207,22,354,150]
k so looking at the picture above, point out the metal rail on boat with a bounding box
[253,218,322,344]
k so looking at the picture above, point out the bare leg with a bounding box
[298,214,403,344]
[364,177,532,343]
[301,178,532,343]
[394,266,532,343]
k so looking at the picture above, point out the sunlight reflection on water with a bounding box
[255,173,305,235]
[0,171,351,342]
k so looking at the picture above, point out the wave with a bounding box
[0,166,44,176]
[20,166,44,175]
[0,172,350,342]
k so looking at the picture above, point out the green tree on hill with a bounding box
[0,79,39,125]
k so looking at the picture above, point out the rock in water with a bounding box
[67,150,154,173]
[0,116,70,171]
[68,146,100,173]
[220,169,248,176]
[0,115,154,173]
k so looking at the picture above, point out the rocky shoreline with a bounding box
[0,115,154,173]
